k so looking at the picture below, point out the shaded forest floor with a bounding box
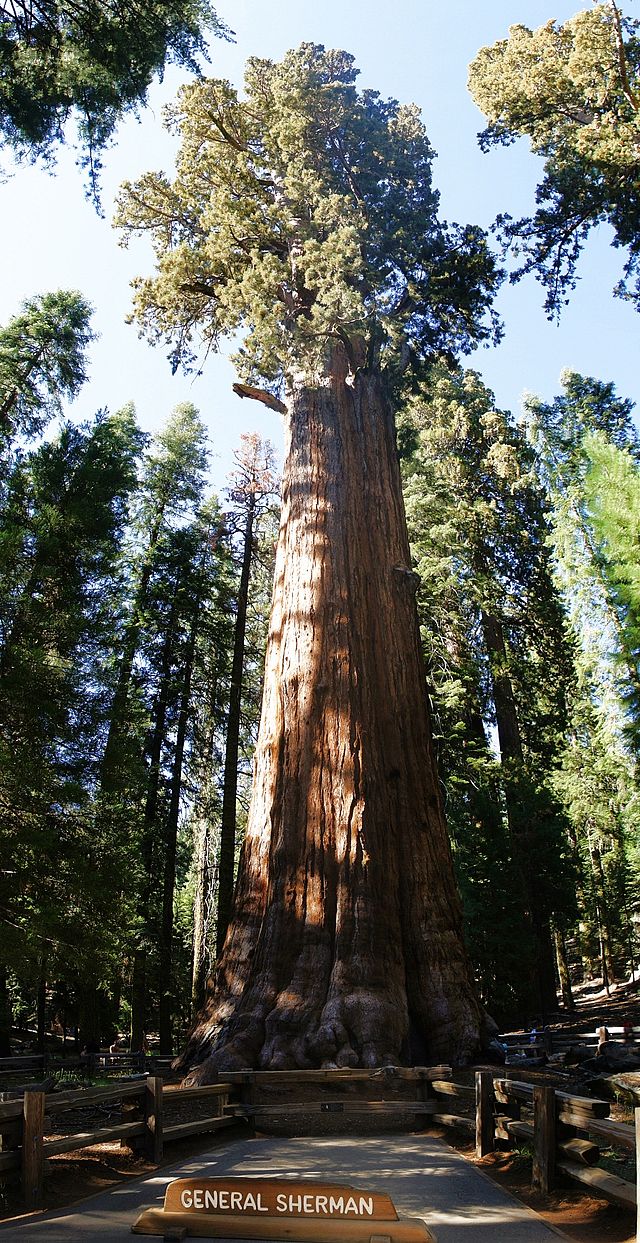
[1,977,638,1239]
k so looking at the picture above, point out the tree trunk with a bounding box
[191,813,217,1014]
[0,970,11,1056]
[158,589,201,1053]
[190,669,222,1015]
[480,607,558,1017]
[553,926,575,1011]
[36,958,47,1055]
[181,351,484,1075]
[130,572,181,1052]
[217,490,256,954]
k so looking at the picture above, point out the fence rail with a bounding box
[0,1064,637,1232]
[0,1051,175,1081]
[0,1078,236,1209]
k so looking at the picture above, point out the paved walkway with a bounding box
[0,1134,563,1241]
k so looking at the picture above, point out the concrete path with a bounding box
[0,1134,563,1241]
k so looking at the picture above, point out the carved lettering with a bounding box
[167,1179,394,1221]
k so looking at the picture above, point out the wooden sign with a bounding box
[132,1176,436,1240]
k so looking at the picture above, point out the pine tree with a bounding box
[525,372,640,983]
[215,435,279,956]
[0,291,94,451]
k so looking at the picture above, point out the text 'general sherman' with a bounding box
[179,1187,377,1216]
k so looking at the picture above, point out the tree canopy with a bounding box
[468,2,640,315]
[0,290,95,449]
[0,0,229,193]
[116,42,501,386]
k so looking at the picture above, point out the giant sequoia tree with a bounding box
[468,2,640,314]
[116,44,501,1074]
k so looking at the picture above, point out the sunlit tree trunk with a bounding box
[553,926,575,1011]
[217,488,256,955]
[182,351,484,1075]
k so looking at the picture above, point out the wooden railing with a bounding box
[0,1051,175,1080]
[428,1074,637,1218]
[0,1064,637,1232]
[0,1077,235,1209]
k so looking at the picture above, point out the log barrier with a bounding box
[0,1066,636,1219]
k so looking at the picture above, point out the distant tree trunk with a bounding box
[480,608,558,1017]
[36,956,47,1054]
[191,813,217,1014]
[130,573,181,1052]
[100,506,165,792]
[180,349,484,1076]
[190,667,223,1016]
[587,836,615,991]
[217,489,256,955]
[0,971,11,1056]
[553,926,575,1011]
[77,983,102,1050]
[158,589,202,1053]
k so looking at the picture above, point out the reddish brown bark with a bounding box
[182,350,484,1075]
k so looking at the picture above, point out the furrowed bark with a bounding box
[181,349,483,1075]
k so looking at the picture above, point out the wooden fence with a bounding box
[0,1077,235,1209]
[0,1065,637,1233]
[0,1051,175,1080]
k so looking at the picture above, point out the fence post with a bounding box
[22,1089,45,1210]
[532,1084,556,1194]
[144,1077,163,1164]
[475,1071,494,1157]
[635,1106,639,1243]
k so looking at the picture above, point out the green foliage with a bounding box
[468,3,640,314]
[399,364,576,1020]
[0,291,95,450]
[525,372,640,732]
[525,371,640,980]
[0,406,145,994]
[0,0,229,195]
[115,42,501,385]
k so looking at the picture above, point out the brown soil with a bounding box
[441,1131,636,1243]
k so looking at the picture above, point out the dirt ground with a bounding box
[1,976,638,1240]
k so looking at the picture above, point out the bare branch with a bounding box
[232,383,286,414]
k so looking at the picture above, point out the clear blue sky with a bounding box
[2,0,638,489]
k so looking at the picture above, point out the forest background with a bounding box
[1,0,639,1057]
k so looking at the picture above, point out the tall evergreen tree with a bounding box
[525,372,640,983]
[0,406,143,1045]
[0,291,94,451]
[468,3,640,314]
[216,434,279,957]
[400,364,576,1021]
[117,43,501,1074]
[103,402,211,1050]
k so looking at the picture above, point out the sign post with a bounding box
[132,1176,436,1240]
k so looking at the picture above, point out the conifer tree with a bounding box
[0,291,94,451]
[400,364,576,1020]
[0,407,143,1044]
[117,43,501,1074]
[216,435,279,956]
[525,372,640,982]
[468,2,640,314]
